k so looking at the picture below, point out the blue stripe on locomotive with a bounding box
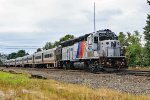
[76,42,80,58]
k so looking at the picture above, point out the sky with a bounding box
[0,0,149,54]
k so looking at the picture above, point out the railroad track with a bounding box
[116,70,150,76]
[0,67,150,76]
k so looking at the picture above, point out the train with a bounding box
[4,29,128,72]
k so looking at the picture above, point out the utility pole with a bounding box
[94,2,96,33]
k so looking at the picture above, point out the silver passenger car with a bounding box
[43,48,56,67]
[34,52,43,64]
[16,57,23,67]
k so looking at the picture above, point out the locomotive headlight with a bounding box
[107,61,112,67]
[107,62,110,65]
[122,62,125,65]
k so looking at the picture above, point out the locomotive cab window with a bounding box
[94,36,98,43]
[88,37,92,44]
[117,42,120,45]
[106,42,109,45]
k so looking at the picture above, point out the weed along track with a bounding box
[0,67,150,95]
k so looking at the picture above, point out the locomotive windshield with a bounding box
[97,29,118,41]
[94,36,98,43]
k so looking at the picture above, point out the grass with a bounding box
[128,67,150,71]
[0,71,150,100]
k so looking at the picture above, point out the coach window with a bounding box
[50,53,53,57]
[28,57,32,60]
[45,54,50,58]
[45,54,47,58]
[35,56,41,59]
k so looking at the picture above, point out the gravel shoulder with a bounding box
[0,67,150,95]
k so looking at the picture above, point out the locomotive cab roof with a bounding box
[94,29,118,41]
[61,33,91,47]
[60,29,118,47]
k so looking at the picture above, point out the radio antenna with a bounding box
[94,2,96,33]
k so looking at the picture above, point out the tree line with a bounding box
[7,34,74,59]
[36,34,74,52]
[118,4,150,66]
[7,50,29,60]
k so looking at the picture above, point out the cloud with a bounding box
[0,0,149,54]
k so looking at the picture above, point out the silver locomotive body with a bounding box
[58,29,128,71]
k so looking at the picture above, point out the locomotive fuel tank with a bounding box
[73,62,85,69]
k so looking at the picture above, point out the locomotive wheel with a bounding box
[89,62,98,73]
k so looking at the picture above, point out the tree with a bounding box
[43,34,74,50]
[118,31,143,66]
[143,1,150,66]
[59,34,74,43]
[8,52,17,59]
[16,50,26,57]
[8,50,26,59]
[43,42,54,50]
[125,31,142,66]
[53,41,60,47]
[144,15,150,42]
[0,60,3,65]
[37,48,42,52]
[143,14,150,66]
[118,32,126,47]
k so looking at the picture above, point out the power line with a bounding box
[0,45,41,49]
[0,45,40,47]
[0,48,39,49]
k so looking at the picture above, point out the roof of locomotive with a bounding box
[60,29,118,47]
[60,33,91,47]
